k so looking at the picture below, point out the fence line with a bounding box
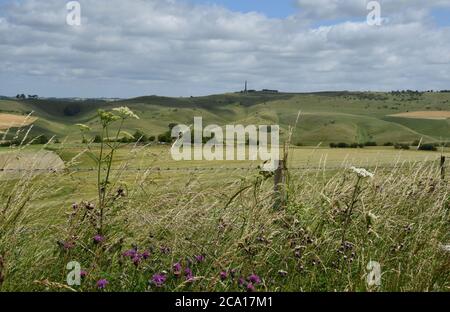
[0,164,447,173]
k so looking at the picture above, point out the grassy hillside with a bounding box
[1,91,450,144]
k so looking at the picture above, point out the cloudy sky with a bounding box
[0,0,449,98]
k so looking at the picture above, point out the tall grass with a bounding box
[0,109,448,292]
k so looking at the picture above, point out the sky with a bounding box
[0,0,449,98]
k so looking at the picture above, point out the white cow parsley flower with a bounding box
[76,123,91,132]
[113,106,139,120]
[350,166,374,178]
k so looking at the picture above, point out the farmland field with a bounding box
[0,113,36,130]
[389,111,450,120]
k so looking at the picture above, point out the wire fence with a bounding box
[0,163,446,173]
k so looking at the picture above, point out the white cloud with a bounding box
[0,0,449,97]
[296,0,450,21]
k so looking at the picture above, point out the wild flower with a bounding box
[97,279,109,289]
[93,235,104,244]
[75,124,91,132]
[195,255,205,263]
[151,273,167,287]
[349,166,374,178]
[132,254,142,266]
[98,109,120,125]
[142,250,151,259]
[247,274,261,285]
[122,249,137,258]
[219,271,228,280]
[173,262,182,277]
[80,271,87,278]
[113,106,139,120]
[184,268,194,282]
[238,277,246,286]
[246,283,255,292]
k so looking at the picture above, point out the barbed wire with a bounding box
[0,164,446,173]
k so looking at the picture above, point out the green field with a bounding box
[1,91,450,145]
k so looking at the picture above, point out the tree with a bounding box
[158,131,172,143]
[418,144,437,151]
[133,130,148,143]
[63,104,82,116]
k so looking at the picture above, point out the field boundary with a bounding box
[0,163,446,172]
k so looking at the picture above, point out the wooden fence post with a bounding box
[440,156,446,180]
[273,159,286,209]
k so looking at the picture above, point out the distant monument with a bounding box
[244,80,248,94]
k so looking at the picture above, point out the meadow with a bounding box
[0,94,449,292]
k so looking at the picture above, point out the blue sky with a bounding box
[431,8,450,27]
[188,0,296,18]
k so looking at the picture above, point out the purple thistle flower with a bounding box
[132,254,142,266]
[93,235,104,244]
[246,283,255,292]
[194,255,205,263]
[142,250,151,260]
[184,267,195,282]
[151,273,167,287]
[247,274,261,285]
[173,262,182,277]
[80,270,87,278]
[220,271,228,281]
[97,279,109,289]
[122,249,137,258]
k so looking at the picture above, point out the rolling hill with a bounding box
[1,91,450,145]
